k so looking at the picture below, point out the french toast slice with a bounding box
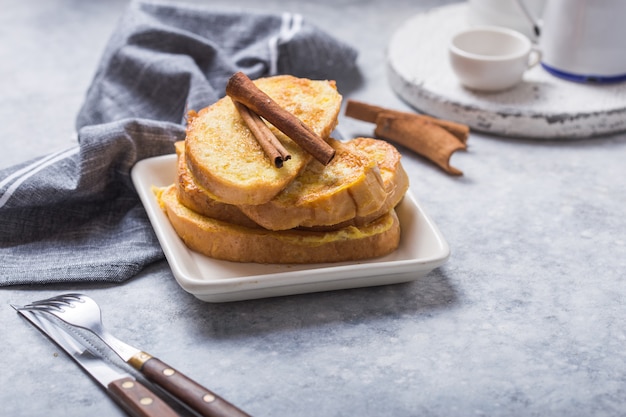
[298,137,410,231]
[185,75,342,206]
[156,184,401,264]
[174,141,260,229]
[176,138,408,231]
[238,138,388,230]
[345,137,410,224]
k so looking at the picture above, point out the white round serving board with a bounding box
[386,3,626,139]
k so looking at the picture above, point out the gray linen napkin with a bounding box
[0,0,358,286]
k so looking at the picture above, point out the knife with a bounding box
[20,293,252,417]
[12,306,181,417]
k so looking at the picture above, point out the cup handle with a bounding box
[528,47,542,69]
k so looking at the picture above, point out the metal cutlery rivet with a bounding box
[122,381,135,389]
[139,397,153,406]
[203,393,216,403]
[163,368,175,376]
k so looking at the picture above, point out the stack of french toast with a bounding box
[155,74,409,264]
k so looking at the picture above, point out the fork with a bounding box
[22,293,251,417]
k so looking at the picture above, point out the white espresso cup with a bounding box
[448,26,541,92]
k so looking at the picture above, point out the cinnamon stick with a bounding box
[375,112,466,175]
[234,101,291,168]
[346,99,469,143]
[226,72,335,165]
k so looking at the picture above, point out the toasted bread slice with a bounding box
[185,75,341,205]
[177,138,408,231]
[238,137,387,230]
[156,184,400,264]
[345,137,410,224]
[300,137,410,231]
[174,141,260,229]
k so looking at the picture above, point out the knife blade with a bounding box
[12,305,181,417]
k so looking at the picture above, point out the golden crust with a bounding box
[238,138,387,230]
[156,184,401,264]
[174,141,260,229]
[157,75,410,265]
[176,137,408,231]
[345,137,410,225]
[185,75,341,205]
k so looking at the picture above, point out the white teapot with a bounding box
[516,0,626,82]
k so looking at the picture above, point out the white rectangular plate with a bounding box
[131,154,450,302]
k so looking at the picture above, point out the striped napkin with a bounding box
[0,0,358,285]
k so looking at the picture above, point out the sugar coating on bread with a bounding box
[239,138,388,230]
[185,75,341,205]
[156,184,400,264]
[176,137,409,231]
[348,137,410,222]
[302,137,410,231]
[174,141,260,229]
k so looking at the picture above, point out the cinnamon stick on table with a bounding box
[375,111,467,175]
[226,72,335,165]
[234,101,291,168]
[346,100,469,143]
